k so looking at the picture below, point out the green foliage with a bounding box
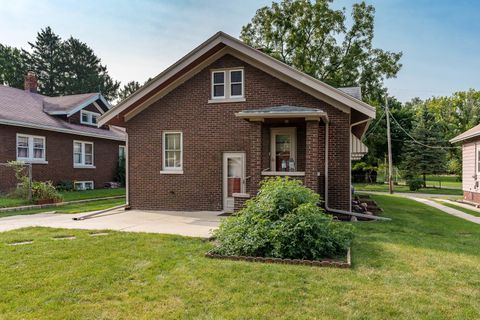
[31,181,63,202]
[118,81,142,102]
[213,177,354,260]
[116,156,126,186]
[56,180,74,192]
[407,178,423,191]
[2,26,120,100]
[241,0,402,102]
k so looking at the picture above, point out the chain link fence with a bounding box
[0,162,32,200]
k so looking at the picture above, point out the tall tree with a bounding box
[24,26,63,96]
[118,81,142,102]
[0,44,27,88]
[241,0,402,103]
[401,103,447,186]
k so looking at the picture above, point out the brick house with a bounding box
[0,72,125,192]
[451,126,480,203]
[99,32,375,212]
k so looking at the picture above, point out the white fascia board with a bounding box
[66,94,102,117]
[0,119,125,141]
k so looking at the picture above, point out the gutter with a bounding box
[323,116,390,221]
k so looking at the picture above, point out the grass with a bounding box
[0,195,479,319]
[0,198,125,218]
[0,188,125,208]
[435,200,480,218]
[354,183,463,196]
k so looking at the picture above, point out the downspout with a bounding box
[323,116,390,221]
[125,131,131,210]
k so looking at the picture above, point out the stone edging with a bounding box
[205,248,351,268]
[0,195,125,213]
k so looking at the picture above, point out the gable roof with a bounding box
[450,124,480,143]
[0,85,124,141]
[42,92,111,116]
[98,31,375,126]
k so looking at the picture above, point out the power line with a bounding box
[387,109,460,149]
[363,110,385,139]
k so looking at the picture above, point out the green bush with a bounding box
[31,181,63,202]
[212,177,354,260]
[56,180,74,191]
[407,178,423,191]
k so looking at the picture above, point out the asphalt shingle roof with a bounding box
[0,85,125,140]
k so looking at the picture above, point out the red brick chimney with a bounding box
[24,71,38,93]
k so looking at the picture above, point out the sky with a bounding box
[0,0,479,102]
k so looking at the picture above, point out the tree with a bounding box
[0,44,27,88]
[401,103,447,187]
[118,81,142,102]
[241,0,402,103]
[24,27,63,96]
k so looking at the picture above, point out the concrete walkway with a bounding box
[0,208,223,238]
[407,197,480,225]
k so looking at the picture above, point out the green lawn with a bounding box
[0,198,125,219]
[436,201,480,218]
[354,183,463,196]
[0,188,125,208]
[0,195,479,319]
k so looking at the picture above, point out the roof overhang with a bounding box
[450,131,480,144]
[98,31,376,127]
[45,93,111,116]
[235,110,327,122]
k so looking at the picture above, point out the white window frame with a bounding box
[209,68,245,103]
[74,181,94,190]
[161,131,183,174]
[211,70,226,99]
[80,110,101,126]
[16,133,47,163]
[73,140,95,168]
[229,69,244,98]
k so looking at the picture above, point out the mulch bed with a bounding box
[205,248,351,268]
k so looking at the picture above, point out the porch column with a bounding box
[249,120,262,196]
[305,120,319,192]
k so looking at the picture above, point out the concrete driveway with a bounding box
[0,208,223,238]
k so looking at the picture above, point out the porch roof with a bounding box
[235,105,326,121]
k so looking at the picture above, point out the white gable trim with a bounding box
[98,32,375,126]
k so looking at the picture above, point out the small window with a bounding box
[73,141,94,167]
[230,70,243,97]
[16,134,46,162]
[80,110,101,126]
[162,132,183,172]
[74,181,94,190]
[212,71,225,98]
[119,145,126,161]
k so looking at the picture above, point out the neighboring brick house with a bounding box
[0,72,125,192]
[99,32,375,213]
[451,126,480,203]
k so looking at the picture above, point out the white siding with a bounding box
[462,142,478,192]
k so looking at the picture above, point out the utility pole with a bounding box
[385,96,394,194]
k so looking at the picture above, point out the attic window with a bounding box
[80,110,100,126]
[210,68,245,103]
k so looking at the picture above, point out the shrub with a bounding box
[56,180,74,191]
[31,181,63,202]
[407,178,423,191]
[212,177,354,260]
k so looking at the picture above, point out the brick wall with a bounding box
[0,125,124,192]
[126,54,351,211]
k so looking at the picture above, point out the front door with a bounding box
[270,128,297,172]
[223,152,246,212]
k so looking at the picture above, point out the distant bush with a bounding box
[212,177,354,260]
[407,178,423,191]
[31,181,63,202]
[56,180,74,191]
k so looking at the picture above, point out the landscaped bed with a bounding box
[0,194,479,318]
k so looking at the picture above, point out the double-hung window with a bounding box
[16,134,46,162]
[162,132,183,173]
[210,68,244,101]
[80,110,100,126]
[73,141,94,167]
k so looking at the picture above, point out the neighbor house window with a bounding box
[80,110,100,126]
[119,145,126,161]
[74,181,94,190]
[73,141,94,167]
[210,68,244,101]
[162,132,183,173]
[16,134,46,162]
